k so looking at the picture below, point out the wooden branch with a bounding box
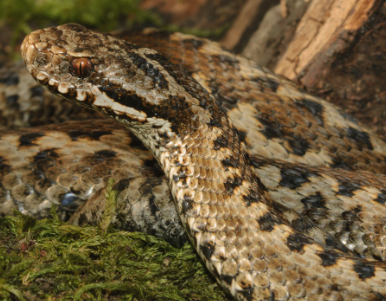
[140,0,386,138]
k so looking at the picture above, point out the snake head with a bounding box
[21,23,215,130]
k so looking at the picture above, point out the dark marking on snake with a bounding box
[374,292,386,301]
[353,262,375,280]
[301,193,326,209]
[102,87,161,119]
[286,233,314,252]
[201,245,213,261]
[143,159,164,177]
[347,127,373,150]
[67,130,111,141]
[325,236,342,248]
[319,251,339,266]
[224,176,242,194]
[182,38,204,49]
[213,91,239,110]
[331,156,353,170]
[30,86,44,98]
[237,130,248,144]
[240,290,253,301]
[256,115,283,139]
[182,195,194,215]
[296,98,324,125]
[342,206,362,222]
[6,95,19,106]
[339,109,359,124]
[222,157,239,169]
[33,149,59,163]
[251,77,279,92]
[221,275,234,287]
[1,73,18,85]
[213,55,240,69]
[94,150,117,158]
[374,192,386,205]
[279,168,311,190]
[257,213,280,232]
[337,180,361,197]
[287,136,310,156]
[291,217,316,233]
[146,53,211,106]
[0,156,10,174]
[213,136,228,150]
[34,157,54,171]
[129,53,169,89]
[19,132,45,146]
[243,192,261,205]
[207,117,222,128]
[115,178,131,192]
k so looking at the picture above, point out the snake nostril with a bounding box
[71,58,93,78]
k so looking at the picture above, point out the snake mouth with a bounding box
[20,24,213,126]
[20,24,152,122]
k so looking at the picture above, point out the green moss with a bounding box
[0,0,163,38]
[0,0,226,61]
[0,181,229,300]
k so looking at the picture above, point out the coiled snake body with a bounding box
[7,23,386,300]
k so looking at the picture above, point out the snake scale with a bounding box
[2,23,386,300]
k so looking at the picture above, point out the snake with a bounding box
[2,23,386,300]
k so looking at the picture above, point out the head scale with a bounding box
[21,23,214,131]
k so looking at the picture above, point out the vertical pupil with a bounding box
[72,58,92,77]
[79,61,84,75]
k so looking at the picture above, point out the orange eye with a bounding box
[71,58,93,77]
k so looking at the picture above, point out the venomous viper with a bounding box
[2,23,386,300]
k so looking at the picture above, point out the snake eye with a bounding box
[71,58,93,78]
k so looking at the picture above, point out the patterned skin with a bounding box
[4,23,386,300]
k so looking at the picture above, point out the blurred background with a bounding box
[0,0,241,61]
[1,0,386,138]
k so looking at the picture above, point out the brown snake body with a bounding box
[2,23,386,300]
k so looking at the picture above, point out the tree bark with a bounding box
[143,0,386,139]
[269,0,386,139]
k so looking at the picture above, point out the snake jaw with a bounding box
[22,24,213,129]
